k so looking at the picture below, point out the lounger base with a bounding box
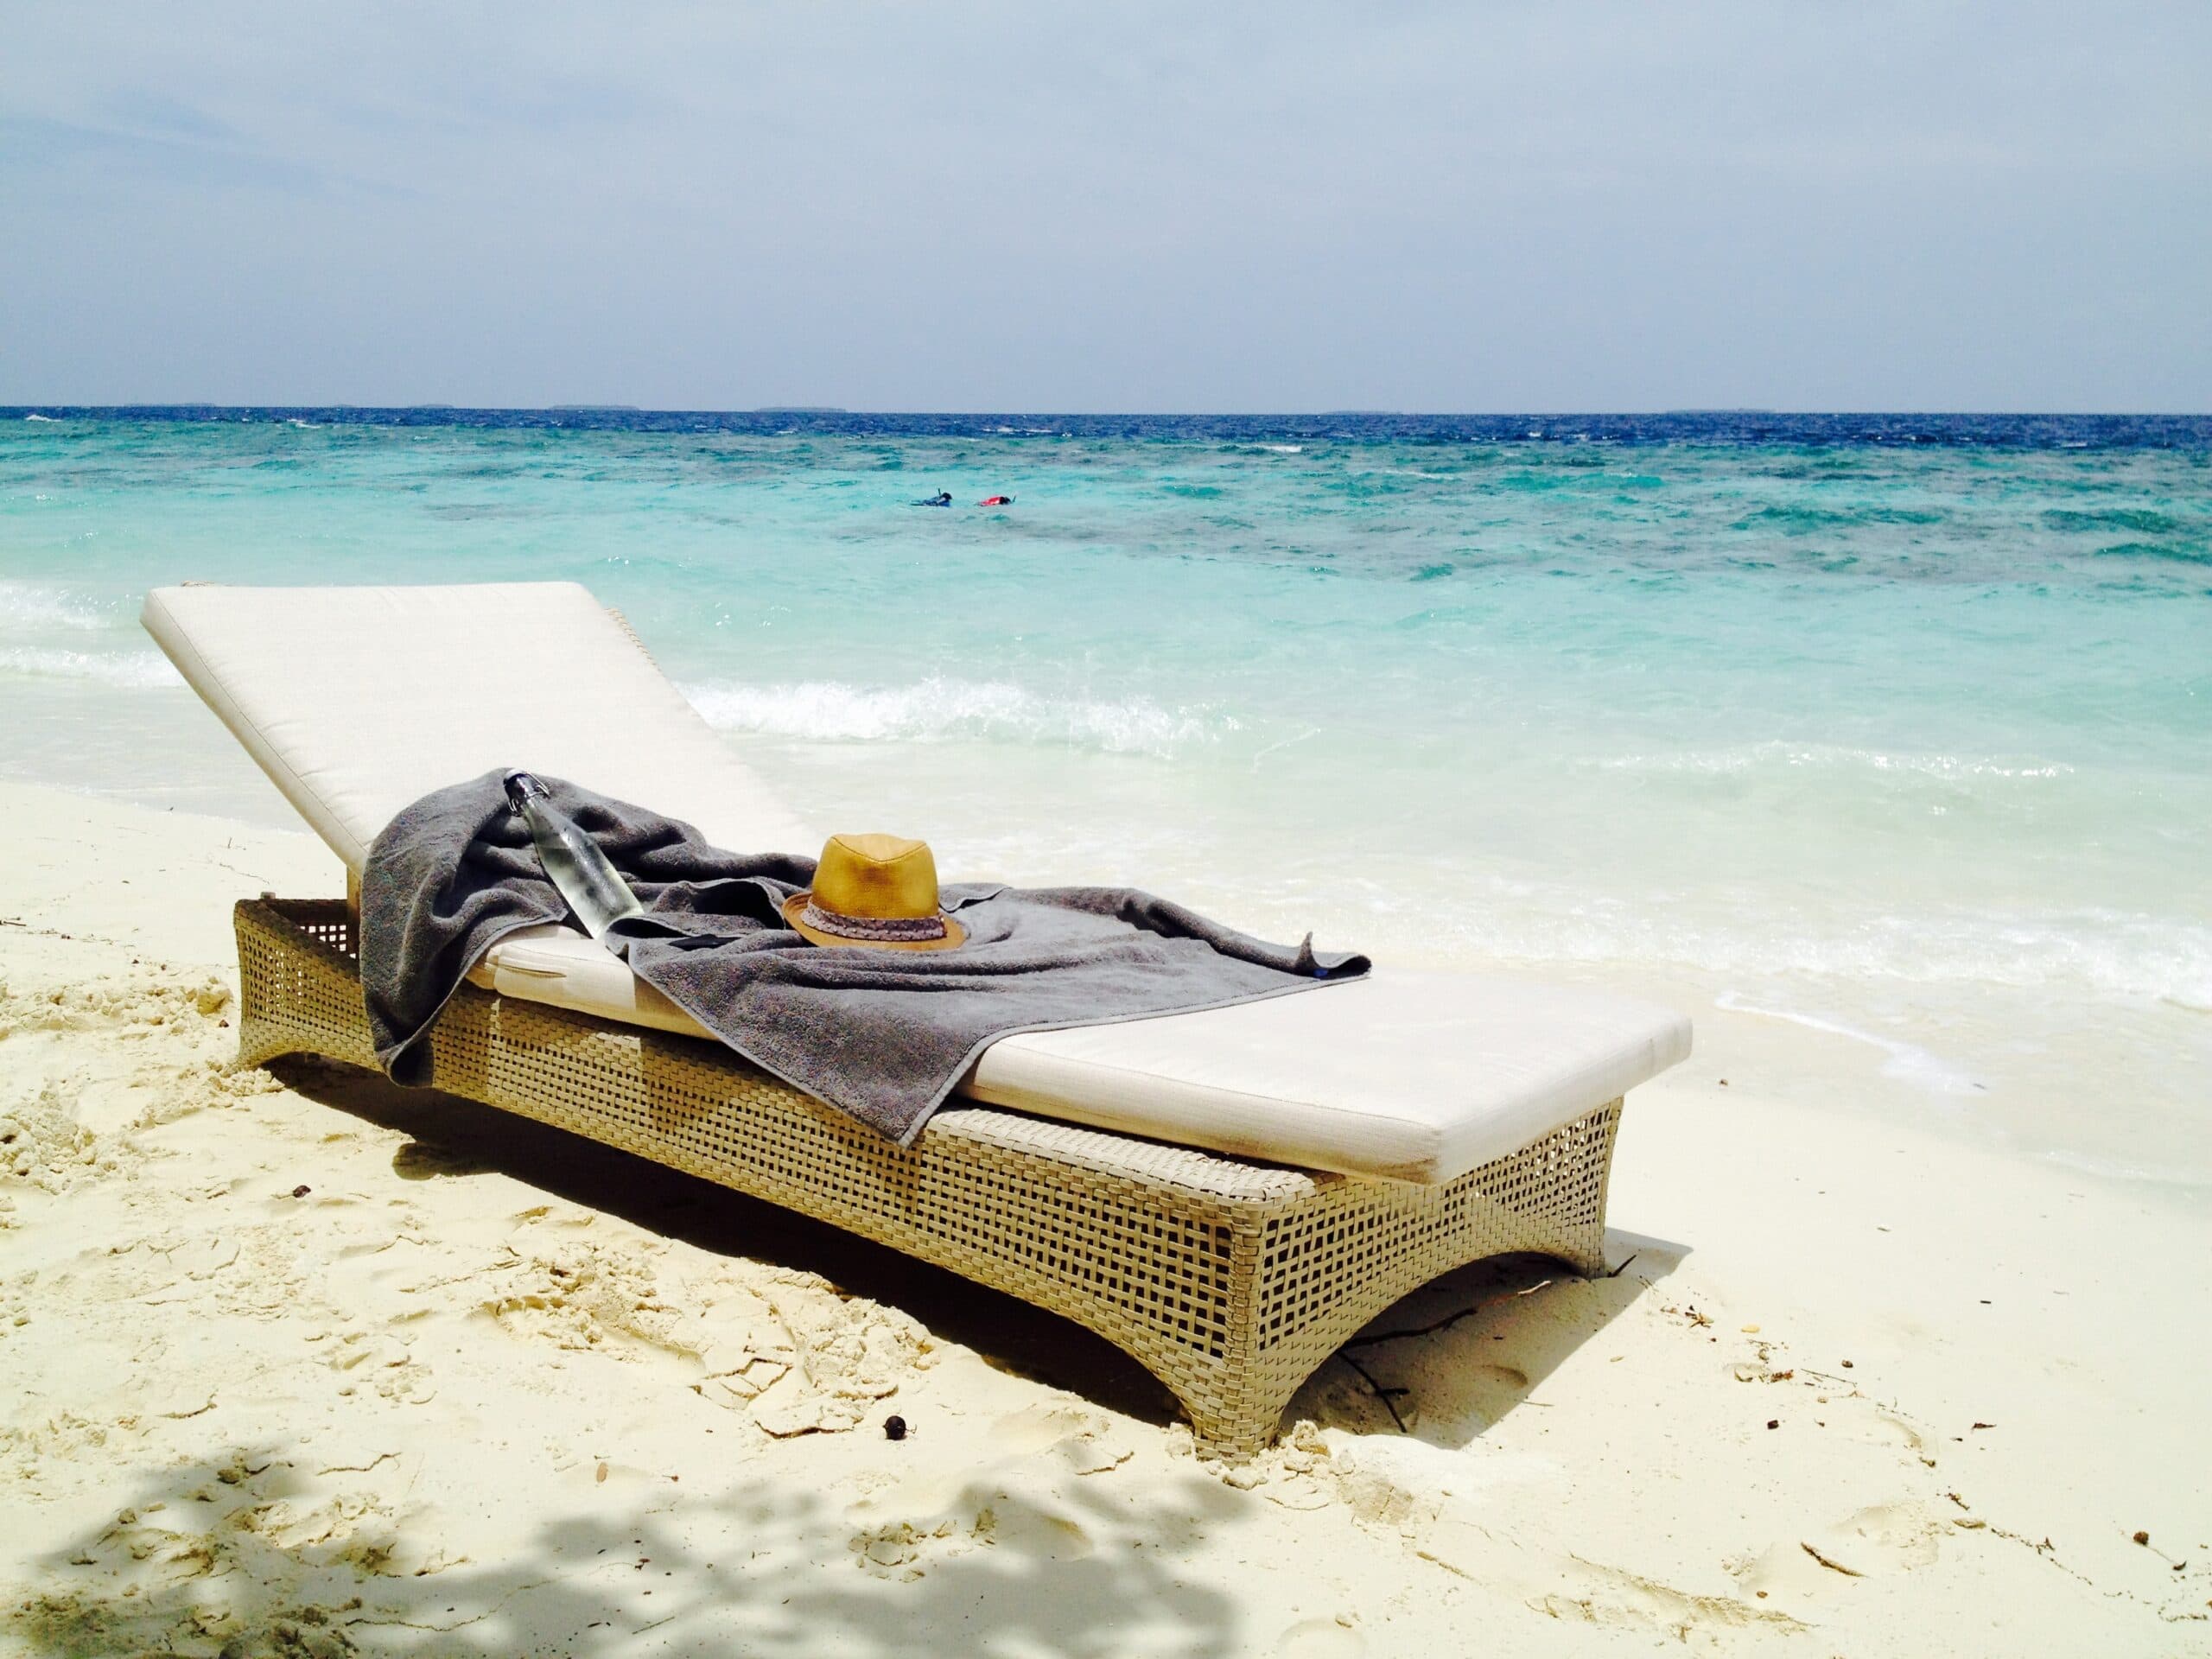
[236,898,1622,1456]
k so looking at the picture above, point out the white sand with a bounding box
[2,779,2206,1656]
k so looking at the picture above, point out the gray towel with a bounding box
[361,772,1368,1144]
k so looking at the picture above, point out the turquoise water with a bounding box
[4,415,2209,1185]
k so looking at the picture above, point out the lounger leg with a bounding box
[1171,1367,1312,1461]
[1175,1240,1616,1457]
[1166,1110,1622,1458]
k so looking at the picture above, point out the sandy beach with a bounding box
[3,777,2204,1656]
[10,0,2209,1649]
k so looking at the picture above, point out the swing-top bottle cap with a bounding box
[503,770,550,811]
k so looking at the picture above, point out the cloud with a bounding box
[3,2,2207,409]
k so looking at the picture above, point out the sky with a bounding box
[3,3,2207,411]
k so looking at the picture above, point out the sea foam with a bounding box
[0,582,111,632]
[1597,741,2074,782]
[1713,992,1985,1096]
[0,646,181,689]
[683,677,1233,758]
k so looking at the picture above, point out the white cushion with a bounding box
[143,582,814,869]
[971,970,1688,1183]
[468,926,1690,1185]
[149,580,1692,1184]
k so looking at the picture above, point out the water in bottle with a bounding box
[502,771,645,939]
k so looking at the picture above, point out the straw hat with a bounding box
[781,833,968,951]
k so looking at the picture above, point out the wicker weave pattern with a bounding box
[236,898,1620,1455]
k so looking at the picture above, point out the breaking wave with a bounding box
[682,677,1235,758]
[0,646,181,688]
[1596,741,2074,782]
[1338,881,2212,1007]
[0,581,111,632]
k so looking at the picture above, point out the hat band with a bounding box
[799,901,949,943]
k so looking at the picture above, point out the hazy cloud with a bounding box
[3,3,2206,409]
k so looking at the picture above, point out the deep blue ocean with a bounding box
[9,407,2212,448]
[3,408,2207,1187]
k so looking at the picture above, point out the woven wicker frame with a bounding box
[235,897,1621,1456]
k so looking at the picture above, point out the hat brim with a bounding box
[780,892,969,952]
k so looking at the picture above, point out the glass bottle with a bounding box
[502,771,645,939]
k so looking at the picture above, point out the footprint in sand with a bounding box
[988,1403,1135,1474]
[392,1140,486,1179]
[849,1471,1097,1581]
[1378,1355,1530,1432]
[849,1512,998,1580]
[1736,1502,1943,1602]
[1274,1617,1364,1656]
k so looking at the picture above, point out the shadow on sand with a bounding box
[3,1061,1686,1655]
[276,1057,1684,1446]
[11,1450,1249,1657]
[276,1056,1190,1428]
[1290,1228,1689,1446]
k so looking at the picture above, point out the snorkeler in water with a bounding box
[912,490,953,507]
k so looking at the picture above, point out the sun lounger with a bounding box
[145,582,1690,1453]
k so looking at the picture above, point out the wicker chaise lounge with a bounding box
[146,582,1690,1455]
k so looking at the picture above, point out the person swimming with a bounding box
[912,490,952,507]
[979,494,1014,506]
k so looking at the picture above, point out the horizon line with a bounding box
[7,404,2211,419]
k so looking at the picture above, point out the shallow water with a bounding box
[4,410,2208,1192]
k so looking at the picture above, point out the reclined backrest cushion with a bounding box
[143,582,815,869]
